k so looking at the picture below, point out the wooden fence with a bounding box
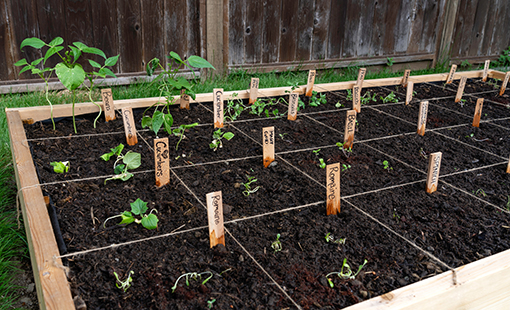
[0,0,509,83]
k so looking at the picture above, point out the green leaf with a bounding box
[114,164,125,175]
[223,132,235,140]
[83,46,106,59]
[100,153,112,161]
[105,55,119,66]
[151,111,165,135]
[44,46,64,64]
[119,172,134,181]
[31,58,43,66]
[182,123,199,129]
[123,151,141,170]
[169,51,183,63]
[19,66,33,74]
[69,46,82,62]
[55,63,86,90]
[113,143,124,156]
[130,198,148,215]
[163,114,174,134]
[141,116,152,129]
[119,211,135,225]
[20,37,45,50]
[88,59,102,68]
[72,41,88,50]
[99,67,116,78]
[146,58,160,76]
[141,213,158,230]
[48,37,64,47]
[50,161,68,173]
[187,55,215,69]
[14,59,28,66]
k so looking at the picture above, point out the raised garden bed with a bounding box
[7,69,510,309]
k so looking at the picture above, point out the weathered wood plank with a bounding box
[261,0,281,64]
[64,0,93,51]
[279,0,299,62]
[311,0,330,61]
[244,0,263,64]
[393,0,412,54]
[451,0,477,59]
[342,0,360,57]
[91,0,119,74]
[141,0,164,69]
[188,0,201,58]
[228,0,243,65]
[356,0,375,57]
[327,0,347,59]
[370,0,389,57]
[118,0,143,73]
[0,1,17,80]
[34,0,66,70]
[467,0,490,58]
[381,0,402,56]
[296,0,314,61]
[164,0,187,61]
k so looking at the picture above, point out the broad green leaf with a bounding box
[187,55,215,69]
[83,46,106,59]
[99,67,116,78]
[20,37,45,50]
[151,111,165,135]
[163,114,174,134]
[72,41,88,50]
[48,37,64,47]
[141,213,158,230]
[69,46,82,62]
[114,164,125,175]
[141,115,152,129]
[187,89,196,100]
[44,46,64,64]
[100,153,112,161]
[119,172,134,181]
[169,51,182,63]
[19,66,33,74]
[183,122,199,129]
[88,59,102,68]
[105,55,119,66]
[123,151,141,170]
[119,211,135,225]
[14,59,28,66]
[113,143,124,156]
[223,132,235,140]
[31,58,43,66]
[55,63,85,90]
[50,161,66,173]
[130,198,148,215]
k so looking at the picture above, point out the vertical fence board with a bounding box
[468,0,490,57]
[0,1,16,80]
[480,0,497,56]
[419,0,441,53]
[370,0,388,57]
[327,0,347,59]
[244,0,263,64]
[492,0,510,55]
[228,0,243,65]
[164,0,188,65]
[279,0,299,62]
[118,0,142,73]
[357,0,375,57]
[35,0,66,70]
[342,0,359,57]
[91,0,119,74]
[311,0,331,61]
[394,0,412,54]
[261,0,281,64]
[141,0,164,69]
[381,0,402,56]
[64,0,93,49]
[188,0,201,58]
[452,0,477,59]
[296,0,314,61]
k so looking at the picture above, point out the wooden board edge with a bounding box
[6,110,75,310]
[344,248,510,310]
[489,69,507,81]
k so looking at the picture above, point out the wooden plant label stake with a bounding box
[262,126,275,168]
[305,69,316,97]
[417,100,429,136]
[402,69,411,86]
[483,60,490,82]
[507,155,510,174]
[101,88,115,121]
[180,89,190,109]
[121,107,138,145]
[213,88,224,128]
[206,191,225,247]
[426,152,442,193]
[472,98,484,128]
[446,65,457,84]
[326,163,341,215]
[357,68,366,87]
[352,85,361,112]
[343,110,357,149]
[500,71,510,96]
[249,78,259,104]
[288,92,298,120]
[455,76,467,103]
[406,81,414,105]
[154,138,170,187]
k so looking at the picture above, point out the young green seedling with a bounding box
[326,258,368,287]
[335,102,345,108]
[380,91,399,103]
[172,123,198,150]
[224,92,245,122]
[336,142,353,157]
[506,196,510,211]
[241,175,260,196]
[114,270,134,292]
[103,198,159,230]
[360,91,377,105]
[271,234,282,253]
[210,129,235,151]
[382,160,393,170]
[312,149,327,169]
[325,233,346,244]
[309,91,327,107]
[171,271,213,293]
[50,161,70,173]
[101,144,141,184]
[474,189,487,197]
[207,299,217,309]
[342,164,351,171]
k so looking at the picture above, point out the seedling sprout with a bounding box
[326,258,368,287]
[325,233,346,244]
[271,234,282,253]
[103,198,159,230]
[209,129,235,151]
[101,144,141,184]
[171,271,213,293]
[172,122,199,150]
[241,175,260,196]
[50,161,70,173]
[114,270,134,292]
[207,299,216,309]
[382,160,393,170]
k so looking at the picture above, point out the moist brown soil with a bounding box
[21,79,510,309]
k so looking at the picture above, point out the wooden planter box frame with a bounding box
[7,69,510,310]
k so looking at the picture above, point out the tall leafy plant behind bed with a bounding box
[142,52,215,135]
[15,37,119,133]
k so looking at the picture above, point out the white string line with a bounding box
[440,161,507,178]
[26,130,127,141]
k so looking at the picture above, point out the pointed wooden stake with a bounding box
[455,76,467,103]
[483,60,490,82]
[357,68,366,88]
[180,89,190,109]
[344,110,357,149]
[249,78,259,104]
[101,88,115,121]
[353,85,361,112]
[500,72,510,96]
[426,152,442,193]
[206,191,225,248]
[213,88,224,128]
[305,70,316,96]
[121,107,138,145]
[402,69,411,87]
[446,65,457,84]
[288,92,298,120]
[507,155,510,174]
[326,163,341,215]
[154,138,170,187]
[263,126,275,168]
[417,101,429,136]
[406,81,414,105]
[472,98,484,128]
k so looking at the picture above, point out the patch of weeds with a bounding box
[103,198,159,230]
[386,57,394,67]
[380,91,399,103]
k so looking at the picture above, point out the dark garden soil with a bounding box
[21,77,510,309]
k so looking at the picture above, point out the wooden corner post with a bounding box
[426,152,442,193]
[326,163,341,215]
[206,191,225,247]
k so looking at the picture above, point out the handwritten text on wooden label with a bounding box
[180,89,190,109]
[402,69,411,86]
[344,110,357,149]
[357,68,366,87]
[353,85,361,112]
[417,101,428,136]
[446,65,457,84]
[455,76,467,103]
[472,98,484,128]
[500,71,510,96]
[288,93,298,120]
[306,70,316,96]
[206,191,225,247]
[483,60,490,82]
[426,152,442,193]
[101,88,115,121]
[154,138,170,187]
[122,107,138,145]
[249,78,259,104]
[263,126,275,168]
[326,163,341,215]
[213,88,224,128]
[406,81,414,105]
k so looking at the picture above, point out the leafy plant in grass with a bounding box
[241,175,260,196]
[172,123,199,150]
[494,45,510,68]
[171,271,213,293]
[15,37,118,133]
[50,161,69,173]
[380,91,399,103]
[100,144,141,184]
[143,52,214,135]
[309,91,327,107]
[209,129,235,151]
[114,271,134,292]
[103,198,159,230]
[326,258,368,287]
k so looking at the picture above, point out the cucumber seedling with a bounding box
[172,122,198,150]
[326,258,368,287]
[101,143,141,184]
[171,271,213,293]
[241,175,260,196]
[380,91,399,103]
[103,198,159,230]
[325,233,346,244]
[114,270,134,292]
[271,234,282,253]
[210,128,235,151]
[309,91,327,107]
[50,161,70,173]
